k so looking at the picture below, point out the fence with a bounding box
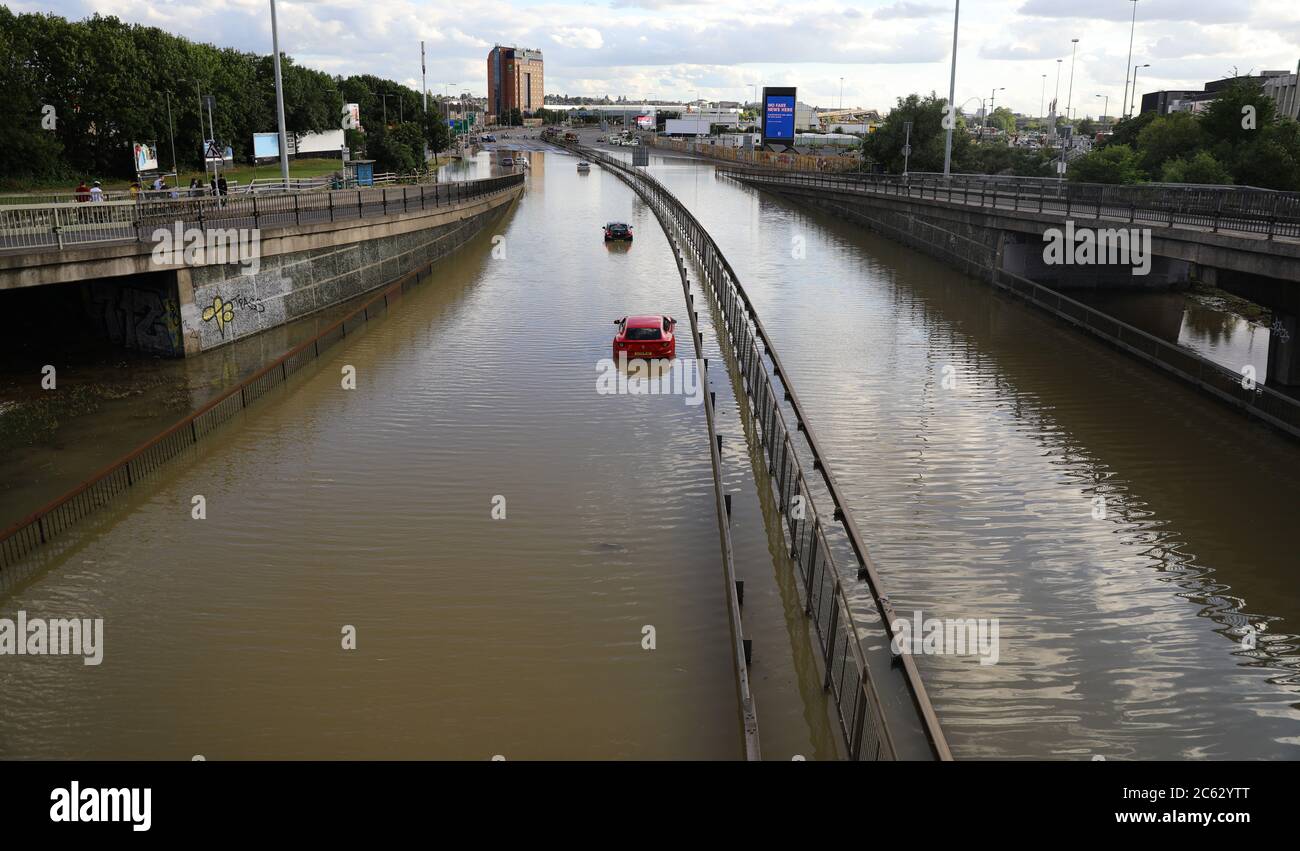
[716,166,1300,240]
[0,173,525,252]
[722,168,1300,441]
[564,141,951,761]
[0,177,522,575]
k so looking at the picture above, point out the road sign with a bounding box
[205,140,222,160]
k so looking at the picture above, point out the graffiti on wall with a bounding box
[83,281,183,356]
[199,292,266,339]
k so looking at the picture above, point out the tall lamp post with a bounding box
[1066,38,1079,121]
[1122,0,1140,119]
[269,0,290,189]
[1095,93,1109,129]
[983,86,1003,141]
[164,91,178,187]
[1040,74,1047,124]
[1052,58,1063,135]
[1131,63,1150,116]
[942,0,960,178]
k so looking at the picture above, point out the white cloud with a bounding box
[9,0,1298,115]
[551,26,604,50]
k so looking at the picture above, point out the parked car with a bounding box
[501,156,515,167]
[603,222,632,241]
[613,315,677,361]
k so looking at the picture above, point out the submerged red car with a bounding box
[613,315,677,360]
[604,222,633,241]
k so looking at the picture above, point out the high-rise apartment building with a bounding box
[487,45,544,122]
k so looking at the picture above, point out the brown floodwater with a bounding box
[0,151,750,759]
[645,150,1300,759]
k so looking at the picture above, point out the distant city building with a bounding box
[487,45,544,122]
[795,101,819,131]
[1142,65,1299,117]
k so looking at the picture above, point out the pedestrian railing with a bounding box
[0,173,524,252]
[722,168,1300,441]
[0,173,523,579]
[716,166,1300,240]
[565,141,952,761]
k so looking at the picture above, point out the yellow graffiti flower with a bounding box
[201,296,235,335]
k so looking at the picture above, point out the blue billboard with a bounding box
[762,87,796,146]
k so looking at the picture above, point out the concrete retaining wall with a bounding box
[178,202,507,354]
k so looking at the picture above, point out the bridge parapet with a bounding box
[1,175,523,255]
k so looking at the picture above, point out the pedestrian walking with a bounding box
[89,181,104,202]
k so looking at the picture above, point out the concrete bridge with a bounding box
[720,168,1300,384]
[0,175,523,357]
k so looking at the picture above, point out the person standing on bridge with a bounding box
[74,180,90,202]
[89,181,103,202]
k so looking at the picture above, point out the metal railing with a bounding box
[1,173,525,252]
[0,175,520,579]
[716,166,1300,240]
[722,168,1300,440]
[565,141,952,761]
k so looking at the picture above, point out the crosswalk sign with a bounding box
[205,140,222,160]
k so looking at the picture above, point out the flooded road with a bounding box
[641,147,1300,759]
[0,150,744,759]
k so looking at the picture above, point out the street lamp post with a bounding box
[1052,58,1063,135]
[164,91,178,188]
[840,76,845,111]
[269,0,290,189]
[1040,74,1047,124]
[1131,63,1150,116]
[942,0,960,178]
[983,86,1003,141]
[1066,38,1079,121]
[1096,93,1109,128]
[1122,0,1140,119]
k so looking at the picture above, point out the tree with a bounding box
[987,106,1016,135]
[1160,151,1233,185]
[421,109,451,163]
[1068,144,1144,183]
[862,93,968,174]
[1135,111,1203,176]
[1103,110,1157,150]
[508,107,523,127]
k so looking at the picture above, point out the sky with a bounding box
[10,0,1300,118]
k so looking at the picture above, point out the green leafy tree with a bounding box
[1067,144,1144,183]
[1135,111,1204,176]
[863,93,969,174]
[1103,111,1157,149]
[421,109,451,163]
[1160,150,1234,184]
[987,106,1016,135]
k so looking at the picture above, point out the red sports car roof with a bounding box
[624,315,664,328]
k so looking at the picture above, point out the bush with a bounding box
[1160,151,1233,185]
[1068,144,1144,184]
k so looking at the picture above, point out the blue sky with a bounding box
[9,0,1300,117]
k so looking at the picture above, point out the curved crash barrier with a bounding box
[565,141,952,761]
